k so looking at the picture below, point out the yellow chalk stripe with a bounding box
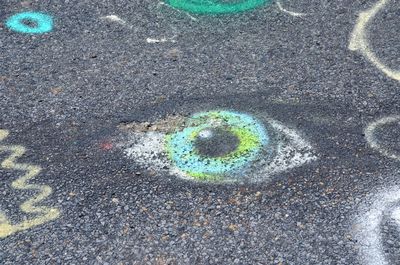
[349,0,400,81]
[0,129,60,238]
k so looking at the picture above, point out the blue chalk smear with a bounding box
[6,12,53,34]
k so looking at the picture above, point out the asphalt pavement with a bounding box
[1,0,400,264]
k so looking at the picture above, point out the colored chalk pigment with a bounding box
[165,110,269,181]
[121,110,317,184]
[6,12,53,34]
[165,0,270,14]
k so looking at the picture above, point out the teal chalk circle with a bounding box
[165,0,270,14]
[165,110,269,181]
[6,12,53,34]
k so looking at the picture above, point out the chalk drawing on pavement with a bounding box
[353,187,400,265]
[349,0,400,81]
[276,1,306,17]
[162,0,305,17]
[100,15,128,26]
[164,0,271,14]
[99,13,177,43]
[165,111,269,181]
[365,116,400,161]
[118,110,317,183]
[0,129,60,238]
[146,37,176,44]
[6,11,53,34]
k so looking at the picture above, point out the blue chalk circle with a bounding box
[6,12,53,34]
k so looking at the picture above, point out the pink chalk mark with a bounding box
[100,141,113,151]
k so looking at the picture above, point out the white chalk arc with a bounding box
[276,1,307,17]
[365,115,400,161]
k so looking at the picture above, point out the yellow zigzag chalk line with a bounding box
[349,0,400,81]
[0,129,60,238]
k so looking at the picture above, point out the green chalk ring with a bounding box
[165,110,269,181]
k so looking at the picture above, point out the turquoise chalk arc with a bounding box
[6,12,53,34]
[165,0,269,14]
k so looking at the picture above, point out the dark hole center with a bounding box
[194,128,239,158]
[21,19,38,28]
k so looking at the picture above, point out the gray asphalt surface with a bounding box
[1,0,400,264]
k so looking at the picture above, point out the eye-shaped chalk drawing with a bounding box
[6,11,53,34]
[165,0,271,14]
[354,187,400,265]
[349,0,400,81]
[119,110,317,183]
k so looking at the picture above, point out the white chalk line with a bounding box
[146,37,176,44]
[365,115,400,161]
[100,15,137,30]
[100,14,176,44]
[276,1,307,17]
[349,0,400,81]
[146,38,168,43]
[100,15,127,25]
